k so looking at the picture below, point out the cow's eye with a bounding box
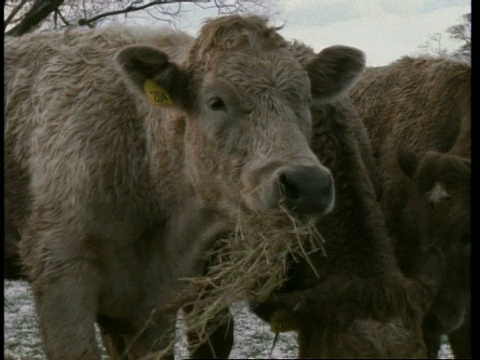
[208,97,226,111]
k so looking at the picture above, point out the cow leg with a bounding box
[99,311,176,360]
[5,229,24,280]
[99,328,176,360]
[186,307,234,359]
[422,329,442,359]
[97,316,129,360]
[19,222,102,359]
[99,329,126,360]
[421,311,444,359]
[31,261,102,360]
[99,325,176,360]
[448,316,471,359]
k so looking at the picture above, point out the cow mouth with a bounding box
[431,294,469,333]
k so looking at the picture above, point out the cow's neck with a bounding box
[144,107,193,207]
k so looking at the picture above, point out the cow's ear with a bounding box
[307,45,365,103]
[397,143,419,178]
[116,45,191,110]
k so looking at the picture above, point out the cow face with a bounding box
[398,148,471,331]
[252,283,430,359]
[116,16,366,217]
[249,244,443,358]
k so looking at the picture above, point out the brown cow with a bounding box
[350,56,471,358]
[4,15,367,360]
[185,43,438,359]
[249,96,438,359]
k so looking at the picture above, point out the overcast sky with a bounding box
[171,0,470,66]
[7,1,469,66]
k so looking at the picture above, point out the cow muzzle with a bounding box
[276,165,335,216]
[243,162,335,216]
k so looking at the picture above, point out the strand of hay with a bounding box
[138,206,326,359]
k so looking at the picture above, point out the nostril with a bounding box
[279,173,301,201]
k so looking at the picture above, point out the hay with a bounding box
[131,206,325,359]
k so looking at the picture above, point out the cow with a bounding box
[350,56,471,358]
[183,43,439,359]
[4,15,367,360]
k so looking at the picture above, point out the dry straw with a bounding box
[126,206,326,359]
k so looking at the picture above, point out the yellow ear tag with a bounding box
[144,79,173,106]
[269,309,298,333]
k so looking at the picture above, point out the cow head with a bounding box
[398,146,471,332]
[115,15,366,217]
[252,269,439,358]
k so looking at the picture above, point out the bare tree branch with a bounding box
[144,3,182,25]
[417,13,471,60]
[4,0,29,31]
[82,0,88,23]
[54,7,70,27]
[4,0,278,35]
[78,0,199,27]
[6,0,65,36]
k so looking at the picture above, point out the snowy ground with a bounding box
[5,280,453,359]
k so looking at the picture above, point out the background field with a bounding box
[5,280,453,359]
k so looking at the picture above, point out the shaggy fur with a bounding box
[350,55,471,358]
[4,15,367,360]
[248,97,436,359]
[188,44,437,359]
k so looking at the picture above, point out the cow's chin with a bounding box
[432,300,467,333]
[241,188,333,223]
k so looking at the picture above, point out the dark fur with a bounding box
[350,55,471,358]
[252,97,435,358]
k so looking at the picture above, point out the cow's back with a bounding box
[6,29,134,250]
[350,56,470,158]
[4,26,193,275]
